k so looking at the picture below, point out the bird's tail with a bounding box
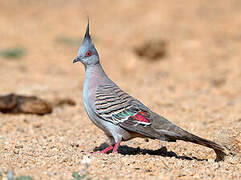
[156,125,226,161]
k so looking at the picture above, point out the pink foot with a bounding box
[100,145,113,153]
[112,142,120,153]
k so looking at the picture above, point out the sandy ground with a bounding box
[0,0,241,179]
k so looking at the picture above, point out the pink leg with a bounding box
[112,142,120,153]
[100,145,113,153]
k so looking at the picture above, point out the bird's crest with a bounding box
[83,19,92,43]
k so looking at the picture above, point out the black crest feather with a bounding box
[84,19,91,42]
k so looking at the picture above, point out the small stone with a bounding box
[13,149,19,154]
[15,145,23,149]
[81,155,92,164]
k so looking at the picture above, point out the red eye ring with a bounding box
[85,50,93,57]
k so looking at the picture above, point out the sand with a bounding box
[0,0,240,179]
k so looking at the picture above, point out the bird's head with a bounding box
[73,21,99,67]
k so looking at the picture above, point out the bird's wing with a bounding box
[95,84,160,139]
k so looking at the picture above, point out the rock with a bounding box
[134,39,167,60]
[0,93,76,115]
[0,93,52,115]
[51,97,76,107]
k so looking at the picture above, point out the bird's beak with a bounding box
[73,57,80,64]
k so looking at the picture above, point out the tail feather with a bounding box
[157,126,226,161]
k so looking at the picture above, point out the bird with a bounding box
[73,21,226,161]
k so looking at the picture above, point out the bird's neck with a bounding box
[84,62,108,81]
[83,62,109,98]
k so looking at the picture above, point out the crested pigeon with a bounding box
[73,21,226,161]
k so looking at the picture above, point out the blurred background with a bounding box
[0,0,240,179]
[1,0,240,100]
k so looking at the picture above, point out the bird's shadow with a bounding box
[93,143,207,161]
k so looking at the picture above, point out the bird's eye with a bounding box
[85,50,93,57]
